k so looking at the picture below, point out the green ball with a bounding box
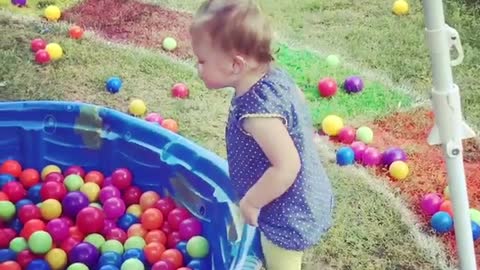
[326,54,340,67]
[101,240,124,254]
[124,236,146,250]
[64,174,84,191]
[470,209,480,224]
[67,263,89,270]
[90,202,102,209]
[356,126,374,144]
[0,201,16,221]
[121,258,145,270]
[85,233,106,249]
[28,231,53,254]
[162,37,177,51]
[186,236,210,259]
[9,237,28,252]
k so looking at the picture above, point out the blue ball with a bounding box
[8,218,23,233]
[106,77,122,93]
[176,241,191,264]
[27,183,43,204]
[188,259,210,270]
[16,199,34,210]
[122,248,145,262]
[99,251,122,267]
[99,266,120,270]
[336,146,355,166]
[472,221,480,241]
[0,174,15,189]
[0,248,16,263]
[26,259,51,270]
[117,214,138,231]
[431,211,454,233]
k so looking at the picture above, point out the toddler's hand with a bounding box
[239,196,260,227]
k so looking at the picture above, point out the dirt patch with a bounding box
[62,0,194,59]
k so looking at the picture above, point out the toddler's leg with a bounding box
[260,233,303,270]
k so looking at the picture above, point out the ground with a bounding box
[1,0,480,268]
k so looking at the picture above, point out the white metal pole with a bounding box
[422,1,476,269]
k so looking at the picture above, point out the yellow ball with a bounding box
[41,165,61,180]
[126,204,142,217]
[444,186,450,200]
[129,99,147,116]
[40,199,62,220]
[321,115,344,136]
[80,182,100,202]
[392,0,409,15]
[45,43,63,61]
[45,248,67,270]
[44,5,61,21]
[389,161,409,180]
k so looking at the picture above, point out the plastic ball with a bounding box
[167,232,181,249]
[127,204,143,217]
[69,242,100,268]
[0,249,15,263]
[431,211,453,233]
[40,181,67,201]
[186,236,209,259]
[321,115,343,136]
[420,193,443,216]
[103,197,126,220]
[361,147,381,166]
[99,186,121,204]
[171,83,189,99]
[178,218,202,241]
[8,218,22,234]
[127,224,147,238]
[99,266,120,270]
[66,262,89,270]
[15,198,33,210]
[31,38,47,53]
[27,184,42,204]
[40,199,62,220]
[60,237,80,253]
[388,161,409,180]
[129,99,147,117]
[44,5,61,21]
[106,228,127,243]
[338,126,356,144]
[34,49,51,65]
[470,209,480,224]
[121,258,145,270]
[176,241,191,264]
[76,206,105,234]
[472,222,480,241]
[84,233,105,249]
[45,248,67,270]
[145,230,167,245]
[20,219,45,239]
[161,119,179,133]
[0,160,22,177]
[103,177,112,187]
[382,147,407,167]
[101,240,124,254]
[141,208,164,230]
[2,182,26,203]
[69,25,84,39]
[392,0,409,15]
[0,192,8,201]
[69,226,85,241]
[19,169,40,189]
[317,77,337,98]
[61,191,89,218]
[325,54,340,67]
[41,165,61,180]
[80,182,100,202]
[122,248,146,262]
[145,113,164,125]
[161,249,183,268]
[343,76,364,93]
[28,231,52,254]
[154,197,176,217]
[0,229,16,248]
[335,146,355,166]
[123,186,142,206]
[17,204,40,224]
[355,126,373,144]
[44,172,64,183]
[124,236,146,251]
[9,237,27,253]
[162,37,177,51]
[16,250,37,269]
[117,213,138,231]
[0,174,15,189]
[151,260,175,270]
[64,166,85,178]
[111,168,132,191]
[144,242,166,264]
[26,259,50,270]
[0,201,15,221]
[84,171,104,186]
[187,259,208,270]
[64,175,84,192]
[439,200,453,217]
[168,208,191,231]
[46,218,69,242]
[99,251,122,267]
[45,43,63,61]
[139,191,160,210]
[106,77,122,94]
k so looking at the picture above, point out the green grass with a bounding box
[0,13,453,269]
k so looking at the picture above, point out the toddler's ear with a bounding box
[232,55,246,74]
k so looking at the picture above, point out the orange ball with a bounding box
[19,169,40,189]
[161,119,179,133]
[141,208,164,230]
[69,25,84,39]
[0,160,22,177]
[127,224,147,238]
[0,192,9,201]
[139,191,160,210]
[0,261,21,270]
[20,219,45,239]
[144,242,166,264]
[440,200,454,217]
[160,248,183,268]
[84,171,104,186]
[145,230,167,245]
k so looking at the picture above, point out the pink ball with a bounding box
[47,218,70,243]
[102,219,117,235]
[338,127,356,144]
[145,113,164,125]
[60,216,74,227]
[99,186,121,204]
[152,260,175,270]
[64,166,86,178]
[350,141,367,162]
[123,186,142,206]
[103,177,112,187]
[44,172,64,183]
[106,228,127,243]
[111,168,132,190]
[421,193,443,216]
[103,197,126,220]
[178,217,202,241]
[362,147,381,166]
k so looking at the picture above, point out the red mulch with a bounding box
[62,0,194,59]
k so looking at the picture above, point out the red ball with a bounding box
[154,197,176,217]
[166,231,181,249]
[0,192,8,201]
[19,168,40,189]
[0,160,22,177]
[64,165,85,178]
[111,168,132,190]
[318,77,338,98]
[40,181,67,201]
[0,261,21,270]
[84,170,104,186]
[160,249,184,268]
[18,204,41,224]
[2,181,26,203]
[145,230,167,245]
[35,49,51,65]
[167,208,191,230]
[60,237,80,253]
[76,206,105,234]
[0,228,16,248]
[152,260,175,270]
[44,172,64,183]
[144,242,166,264]
[69,25,84,39]
[338,126,356,144]
[106,228,127,243]
[123,186,142,206]
[69,226,85,241]
[20,219,45,239]
[171,83,189,99]
[16,250,38,269]
[31,38,47,52]
[141,208,164,230]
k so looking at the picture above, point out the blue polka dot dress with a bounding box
[226,66,335,251]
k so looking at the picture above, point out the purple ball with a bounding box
[46,218,70,242]
[103,197,126,220]
[62,191,90,218]
[343,76,364,93]
[68,242,99,268]
[179,217,203,241]
[362,147,381,166]
[99,186,121,204]
[11,0,27,6]
[421,193,443,216]
[382,147,407,167]
[351,141,367,162]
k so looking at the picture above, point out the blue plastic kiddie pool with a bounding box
[0,101,263,270]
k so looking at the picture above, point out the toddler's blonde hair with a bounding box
[190,0,274,63]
